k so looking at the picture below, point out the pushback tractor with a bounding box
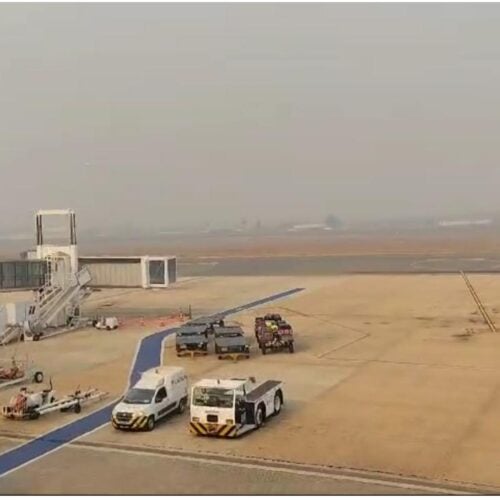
[189,377,283,438]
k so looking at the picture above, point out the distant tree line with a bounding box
[325,214,342,229]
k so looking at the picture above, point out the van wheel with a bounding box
[178,398,187,414]
[255,404,265,428]
[274,391,283,415]
[146,415,155,431]
[33,371,44,383]
[288,343,295,353]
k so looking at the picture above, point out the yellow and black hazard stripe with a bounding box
[177,349,208,358]
[189,422,239,438]
[112,415,149,430]
[217,353,250,361]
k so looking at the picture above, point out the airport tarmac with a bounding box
[0,274,499,493]
[0,438,437,495]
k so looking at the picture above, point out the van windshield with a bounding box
[123,388,155,404]
[192,387,234,408]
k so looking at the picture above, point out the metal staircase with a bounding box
[0,325,23,346]
[0,209,92,346]
[24,265,91,340]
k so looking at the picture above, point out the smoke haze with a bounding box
[1,4,500,232]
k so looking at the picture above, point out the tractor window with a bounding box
[192,387,234,408]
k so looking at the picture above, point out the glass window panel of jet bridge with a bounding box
[15,262,29,288]
[149,260,166,285]
[0,263,15,289]
[168,258,177,284]
[29,261,46,287]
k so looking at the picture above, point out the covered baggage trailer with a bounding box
[213,326,250,360]
[186,314,225,334]
[175,325,209,357]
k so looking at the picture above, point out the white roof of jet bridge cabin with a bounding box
[79,255,176,260]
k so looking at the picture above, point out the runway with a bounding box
[179,255,500,276]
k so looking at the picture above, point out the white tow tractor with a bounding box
[0,356,44,390]
[1,381,107,420]
[112,366,188,431]
[93,317,119,330]
[190,377,283,438]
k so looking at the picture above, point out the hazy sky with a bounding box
[1,3,500,232]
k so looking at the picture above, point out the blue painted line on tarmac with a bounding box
[0,402,116,477]
[129,326,178,387]
[217,287,304,317]
[0,287,304,477]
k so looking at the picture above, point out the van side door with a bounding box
[153,386,170,420]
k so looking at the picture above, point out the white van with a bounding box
[111,366,188,431]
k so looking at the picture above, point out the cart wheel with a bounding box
[288,343,295,353]
[33,371,44,384]
[74,403,81,414]
[261,346,267,355]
